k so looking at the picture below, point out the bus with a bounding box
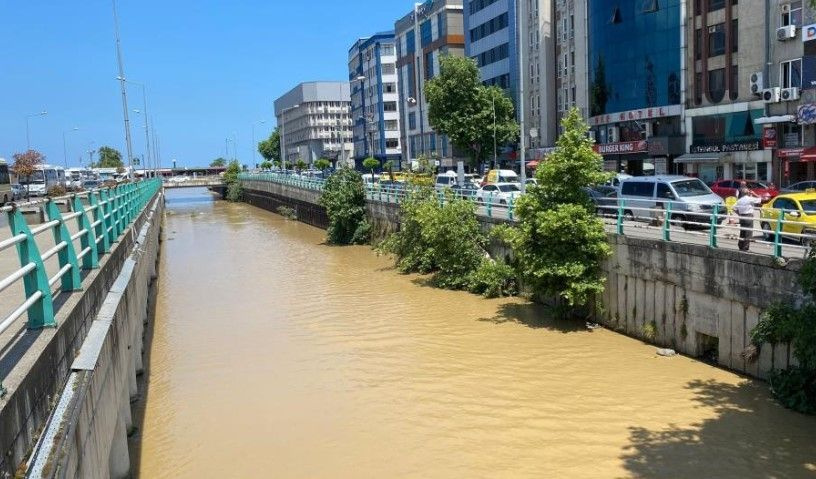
[19,165,60,197]
[0,159,11,204]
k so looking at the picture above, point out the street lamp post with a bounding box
[111,0,135,180]
[25,111,48,150]
[491,92,498,169]
[517,0,527,192]
[118,78,152,177]
[279,104,299,171]
[252,120,266,166]
[62,127,80,168]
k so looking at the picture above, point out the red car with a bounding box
[709,179,779,203]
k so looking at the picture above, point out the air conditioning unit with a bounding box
[607,126,619,143]
[763,87,782,103]
[750,72,764,96]
[781,87,800,101]
[777,25,797,41]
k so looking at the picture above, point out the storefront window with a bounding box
[691,109,763,146]
[734,162,769,181]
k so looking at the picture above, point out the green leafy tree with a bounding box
[383,160,395,182]
[260,160,273,170]
[96,146,124,168]
[314,158,331,173]
[362,157,380,178]
[747,248,816,414]
[319,167,370,245]
[425,55,518,168]
[258,128,281,162]
[504,108,612,315]
[295,159,307,172]
[224,159,241,184]
[210,157,227,167]
[12,149,44,198]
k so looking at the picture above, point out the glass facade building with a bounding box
[587,0,682,116]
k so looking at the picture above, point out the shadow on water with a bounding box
[476,301,587,333]
[620,379,816,478]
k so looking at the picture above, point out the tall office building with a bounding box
[395,0,465,167]
[554,0,589,129]
[273,82,354,167]
[348,32,403,169]
[587,0,685,176]
[464,0,557,162]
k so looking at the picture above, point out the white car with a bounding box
[476,182,522,206]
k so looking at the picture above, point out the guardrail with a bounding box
[239,173,815,259]
[0,178,162,396]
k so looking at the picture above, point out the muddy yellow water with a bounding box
[133,188,816,478]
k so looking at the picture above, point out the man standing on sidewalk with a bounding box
[734,182,761,251]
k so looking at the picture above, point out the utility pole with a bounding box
[517,0,527,192]
[112,0,134,179]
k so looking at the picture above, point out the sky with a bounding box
[0,0,408,168]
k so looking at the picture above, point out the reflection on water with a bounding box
[133,187,816,478]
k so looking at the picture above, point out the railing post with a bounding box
[7,208,56,329]
[508,196,514,221]
[45,200,82,291]
[617,199,625,235]
[709,204,719,248]
[89,192,111,254]
[662,202,672,241]
[71,195,100,269]
[774,209,784,258]
[487,193,493,218]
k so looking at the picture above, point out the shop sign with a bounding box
[763,127,778,149]
[689,141,762,153]
[593,140,649,155]
[798,103,816,124]
[804,24,816,42]
[778,148,804,158]
[589,105,682,126]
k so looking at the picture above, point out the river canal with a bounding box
[131,188,816,478]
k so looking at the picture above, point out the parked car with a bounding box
[482,169,519,186]
[759,192,816,246]
[476,182,522,205]
[618,175,724,228]
[10,184,24,201]
[82,179,101,191]
[525,178,539,187]
[709,179,778,203]
[607,173,633,189]
[582,186,618,215]
[451,181,479,200]
[782,181,816,193]
[434,171,458,191]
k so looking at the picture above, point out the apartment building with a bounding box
[395,0,465,167]
[273,82,354,167]
[348,32,403,169]
[554,0,589,129]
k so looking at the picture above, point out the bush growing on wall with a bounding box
[320,167,370,245]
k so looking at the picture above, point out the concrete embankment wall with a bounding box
[239,182,806,379]
[242,180,328,229]
[6,194,164,479]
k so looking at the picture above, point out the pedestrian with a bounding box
[734,183,761,251]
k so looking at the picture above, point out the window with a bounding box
[425,51,434,79]
[384,83,396,93]
[708,68,726,103]
[437,12,446,37]
[729,65,739,100]
[385,120,399,131]
[709,0,724,11]
[407,63,416,98]
[469,13,509,42]
[408,112,416,130]
[470,0,501,15]
[708,23,725,57]
[781,59,802,88]
[381,44,395,56]
[383,102,397,112]
[731,19,738,53]
[781,1,803,27]
[642,0,659,12]
[420,20,432,47]
[406,31,415,55]
[382,64,395,75]
[656,183,674,199]
[695,29,702,60]
[386,139,399,149]
[621,181,655,197]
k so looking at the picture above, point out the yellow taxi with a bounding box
[759,192,816,245]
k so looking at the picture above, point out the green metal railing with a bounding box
[239,173,815,260]
[0,179,161,396]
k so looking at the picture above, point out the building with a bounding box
[348,32,403,169]
[554,0,589,130]
[273,82,354,167]
[587,0,685,176]
[463,0,557,163]
[395,0,465,167]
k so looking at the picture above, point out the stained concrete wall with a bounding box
[0,192,164,478]
[241,182,807,379]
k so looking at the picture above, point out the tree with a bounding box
[503,108,612,316]
[425,55,518,168]
[258,128,281,162]
[314,158,331,173]
[260,160,273,170]
[383,160,395,182]
[295,159,307,172]
[362,157,380,179]
[95,146,124,168]
[12,149,44,198]
[319,167,370,245]
[210,157,227,168]
[224,159,241,184]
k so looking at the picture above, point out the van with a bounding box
[618,175,724,227]
[482,169,519,186]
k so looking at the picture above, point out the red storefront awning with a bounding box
[801,147,816,162]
